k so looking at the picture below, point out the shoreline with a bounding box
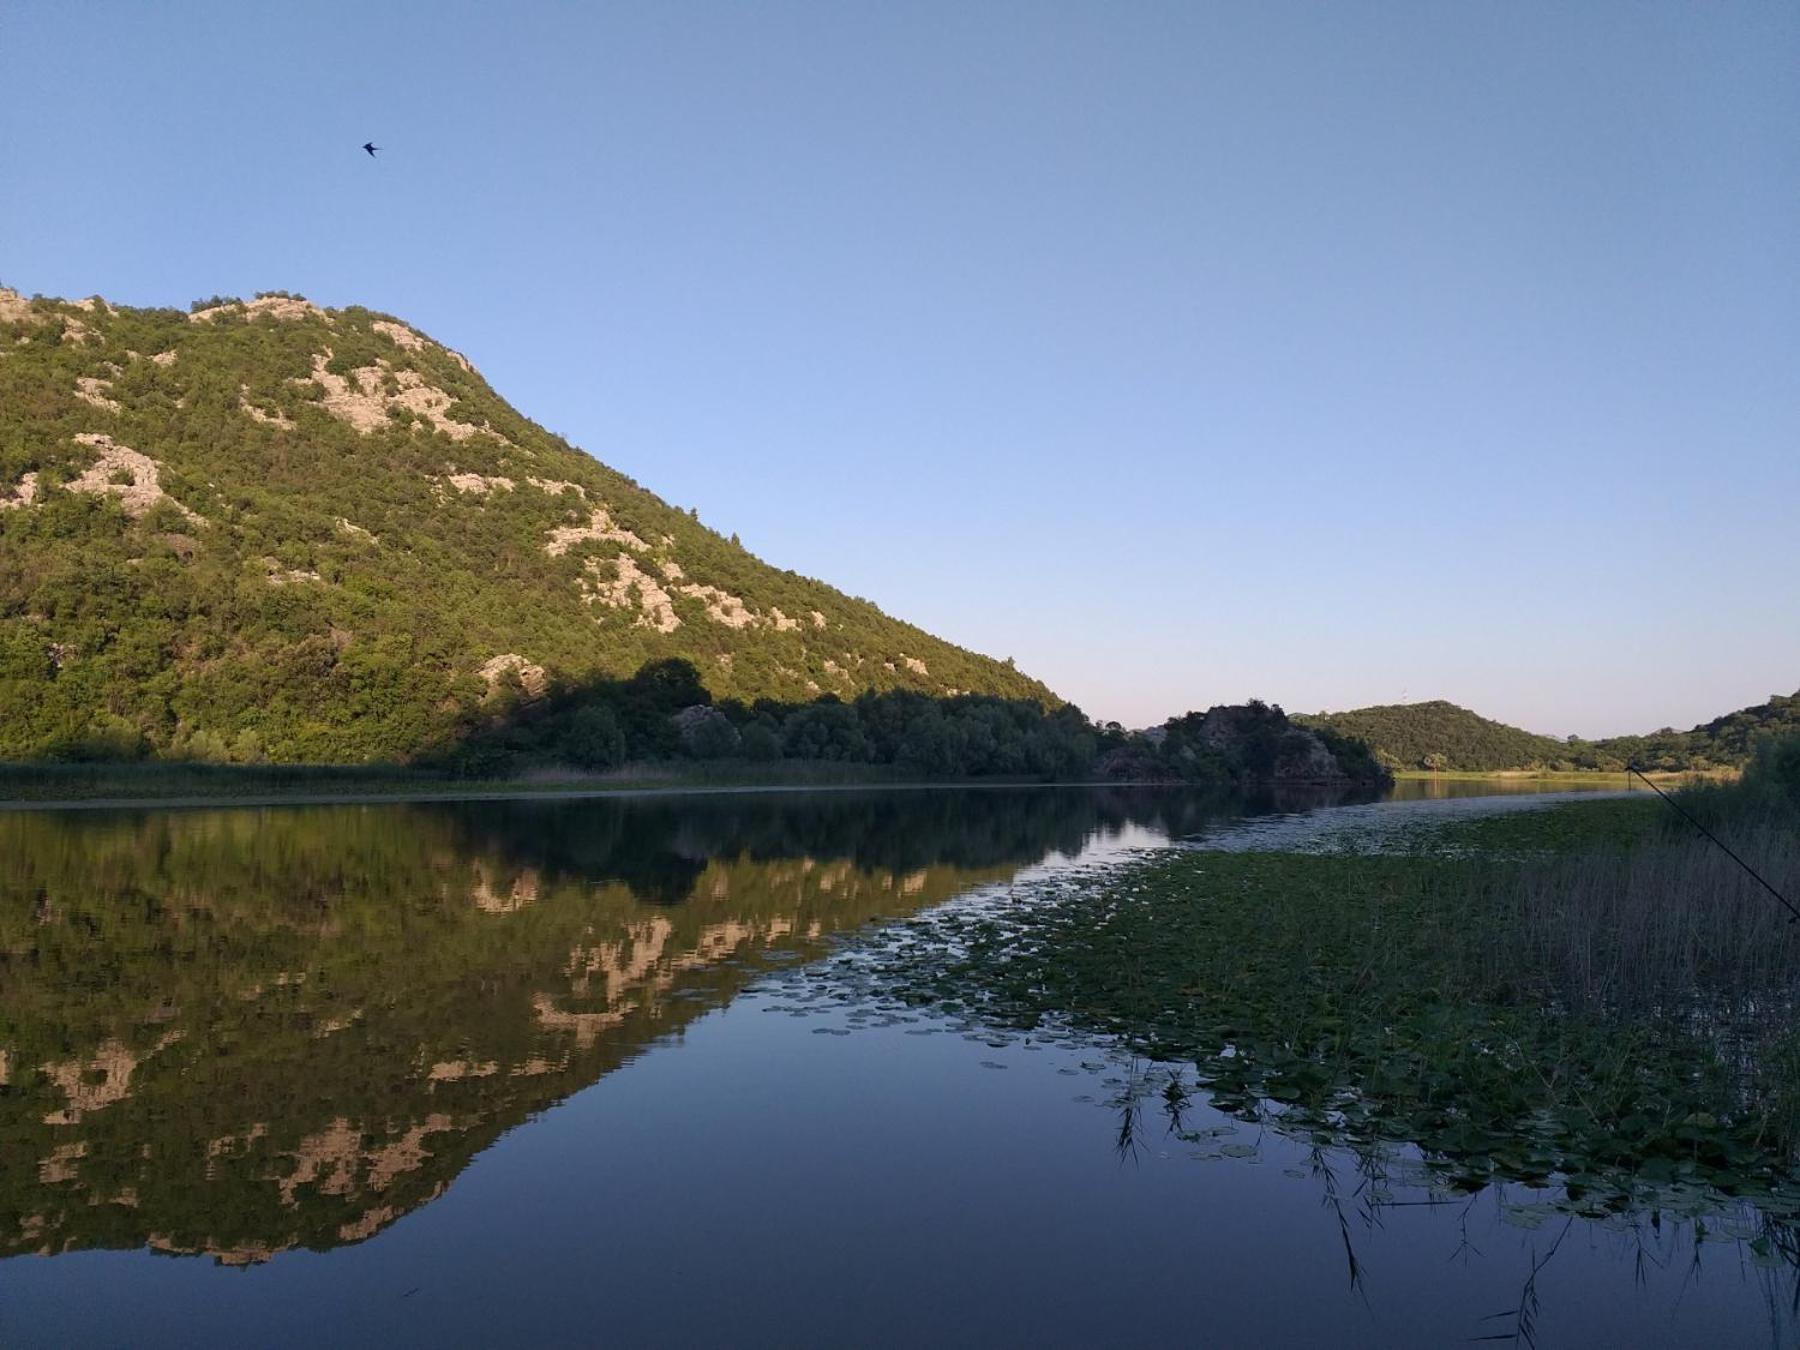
[1389,768,1713,784]
[0,761,1678,816]
[0,768,1645,814]
[0,776,1200,814]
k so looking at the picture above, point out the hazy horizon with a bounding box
[5,2,1794,737]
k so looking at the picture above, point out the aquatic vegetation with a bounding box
[804,798,1800,1226]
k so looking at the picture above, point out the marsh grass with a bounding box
[1494,824,1800,1016]
[821,796,1800,1217]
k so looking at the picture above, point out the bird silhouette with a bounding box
[362,142,380,157]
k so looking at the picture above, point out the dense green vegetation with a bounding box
[0,285,1395,790]
[1300,692,1800,773]
[810,742,1800,1221]
[0,287,1053,763]
[437,667,1390,787]
[1295,700,1571,772]
[1600,690,1800,773]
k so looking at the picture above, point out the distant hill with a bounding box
[1595,690,1800,773]
[0,287,1052,762]
[1295,701,1570,773]
[1299,692,1800,773]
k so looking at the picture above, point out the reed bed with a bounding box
[1493,818,1800,1019]
[812,785,1800,1210]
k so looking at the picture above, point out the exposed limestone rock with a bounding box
[446,472,514,495]
[239,389,295,428]
[295,352,385,431]
[545,507,648,556]
[810,610,827,628]
[477,654,547,701]
[190,295,325,324]
[678,580,756,628]
[658,561,766,630]
[241,403,295,429]
[388,372,488,438]
[65,435,203,524]
[0,287,35,324]
[297,350,496,442]
[371,319,425,352]
[149,349,178,367]
[0,473,39,510]
[335,517,373,540]
[769,607,802,632]
[528,477,587,498]
[313,1012,359,1037]
[902,656,929,676]
[580,554,680,632]
[74,376,119,412]
[262,558,323,586]
[370,319,474,371]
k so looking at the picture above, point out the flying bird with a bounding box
[362,142,380,157]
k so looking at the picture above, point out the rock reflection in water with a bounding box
[0,786,1242,1267]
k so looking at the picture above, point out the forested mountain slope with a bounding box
[0,287,1050,761]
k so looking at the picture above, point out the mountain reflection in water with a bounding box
[0,786,1288,1267]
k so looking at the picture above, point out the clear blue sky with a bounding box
[4,2,1795,736]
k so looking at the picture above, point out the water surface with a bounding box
[0,785,1787,1346]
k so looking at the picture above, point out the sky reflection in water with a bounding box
[0,785,1788,1347]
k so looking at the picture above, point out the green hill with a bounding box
[1300,692,1800,774]
[0,287,1052,762]
[1595,690,1800,772]
[1295,701,1571,773]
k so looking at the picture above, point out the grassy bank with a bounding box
[1391,767,1729,786]
[816,758,1800,1218]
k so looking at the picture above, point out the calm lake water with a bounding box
[1,783,1788,1347]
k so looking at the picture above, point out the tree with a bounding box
[563,704,626,769]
